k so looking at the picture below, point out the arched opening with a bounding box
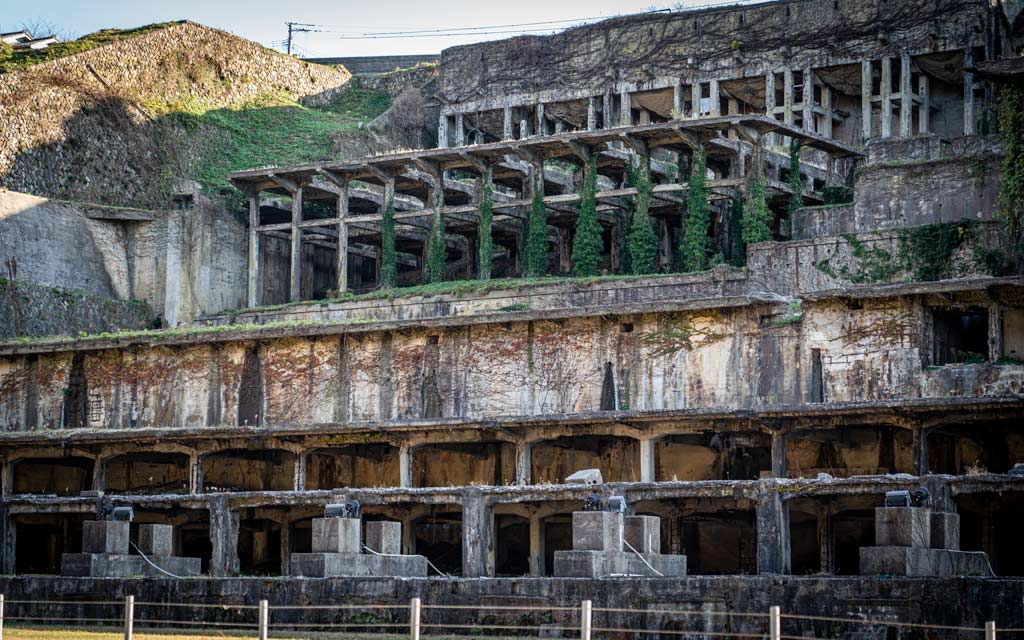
[13,513,87,574]
[789,495,877,575]
[413,442,516,487]
[412,509,462,575]
[530,435,639,484]
[105,452,189,494]
[927,420,1023,475]
[238,516,281,575]
[493,513,530,576]
[11,456,93,495]
[656,432,771,481]
[201,449,295,492]
[541,512,573,576]
[786,425,913,478]
[305,444,400,489]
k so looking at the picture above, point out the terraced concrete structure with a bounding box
[1,0,1024,627]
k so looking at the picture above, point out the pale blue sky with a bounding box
[2,0,751,58]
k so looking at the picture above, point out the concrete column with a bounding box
[91,457,106,494]
[639,437,656,483]
[455,113,465,146]
[989,302,1003,364]
[293,451,307,492]
[913,428,929,475]
[247,192,260,307]
[802,67,813,132]
[918,74,930,134]
[336,183,348,295]
[673,81,684,118]
[783,68,794,126]
[0,461,9,498]
[821,86,833,138]
[880,57,892,137]
[756,480,790,575]
[765,71,776,145]
[619,89,631,126]
[587,97,597,130]
[900,53,913,137]
[289,186,303,303]
[817,504,833,573]
[461,488,491,577]
[503,106,513,140]
[209,496,239,577]
[709,79,720,117]
[528,513,544,576]
[519,118,530,139]
[964,48,975,135]
[536,103,546,137]
[554,119,564,134]
[438,113,448,149]
[189,452,202,494]
[515,443,532,485]
[861,60,873,141]
[771,432,787,478]
[0,508,14,575]
[691,82,701,118]
[399,444,412,488]
[279,522,291,576]
[603,89,613,128]
[401,516,414,555]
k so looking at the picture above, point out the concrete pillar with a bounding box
[817,504,833,573]
[536,103,546,137]
[336,183,348,295]
[709,79,720,117]
[691,82,701,118]
[603,89,613,129]
[209,496,239,577]
[247,192,260,308]
[401,516,414,555]
[554,119,564,134]
[619,89,631,126]
[293,451,307,492]
[519,118,530,139]
[756,481,790,575]
[515,443,532,485]
[91,457,106,494]
[189,453,202,494]
[438,113,448,149]
[639,437,656,483]
[900,54,913,137]
[771,432,787,478]
[380,177,395,287]
[802,67,813,132]
[765,71,776,146]
[913,428,929,475]
[503,106,513,140]
[673,81,684,118]
[918,74,930,134]
[289,186,303,303]
[0,461,9,498]
[528,513,544,576]
[821,86,833,138]
[964,48,975,135]
[587,97,597,130]
[399,444,412,488]
[880,57,892,137]
[783,68,794,126]
[279,522,292,576]
[0,508,14,575]
[455,112,465,146]
[461,488,491,577]
[861,60,873,141]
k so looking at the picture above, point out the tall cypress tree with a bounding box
[626,157,658,275]
[525,174,548,278]
[679,147,710,272]
[478,169,494,280]
[742,174,772,244]
[381,196,397,289]
[571,154,603,277]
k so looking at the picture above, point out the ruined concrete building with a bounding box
[1,0,1024,622]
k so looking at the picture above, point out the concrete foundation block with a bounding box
[874,507,930,548]
[61,553,143,577]
[860,546,991,577]
[572,511,623,552]
[624,515,661,554]
[142,555,202,578]
[553,550,686,577]
[138,524,174,557]
[290,552,428,577]
[365,520,402,555]
[82,521,130,555]
[312,517,361,553]
[930,512,960,550]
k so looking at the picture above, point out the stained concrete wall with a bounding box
[2,299,1022,433]
[0,279,153,340]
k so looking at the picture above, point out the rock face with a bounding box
[0,21,350,207]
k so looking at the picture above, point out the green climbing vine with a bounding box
[524,174,548,278]
[626,156,658,274]
[571,154,603,277]
[997,83,1024,252]
[741,174,772,244]
[679,147,710,272]
[478,170,494,280]
[426,185,446,283]
[381,196,397,289]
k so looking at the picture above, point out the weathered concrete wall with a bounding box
[438,0,988,105]
[3,298,1021,434]
[0,22,350,207]
[0,279,153,340]
[0,575,1020,634]
[307,55,438,75]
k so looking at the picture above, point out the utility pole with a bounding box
[285,22,317,56]
[286,21,294,55]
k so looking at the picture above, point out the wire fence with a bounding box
[0,594,1008,640]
